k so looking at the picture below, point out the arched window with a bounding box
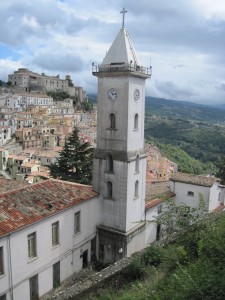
[109,113,116,129]
[106,154,113,173]
[106,181,113,199]
[135,155,140,173]
[135,180,139,198]
[134,113,138,130]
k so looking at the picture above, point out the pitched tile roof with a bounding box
[145,191,175,211]
[0,178,29,194]
[0,179,98,237]
[170,172,218,187]
[146,181,171,201]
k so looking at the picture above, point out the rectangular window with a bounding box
[74,211,81,234]
[157,204,163,214]
[52,221,59,246]
[30,274,39,300]
[0,246,4,275]
[0,295,6,300]
[99,244,105,261]
[28,232,37,258]
[53,261,60,288]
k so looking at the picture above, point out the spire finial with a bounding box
[120,8,127,28]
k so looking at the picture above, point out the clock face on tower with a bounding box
[107,88,118,102]
[134,89,140,102]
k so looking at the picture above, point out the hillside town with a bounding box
[0,69,97,184]
[0,68,175,185]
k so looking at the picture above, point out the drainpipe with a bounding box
[7,234,14,300]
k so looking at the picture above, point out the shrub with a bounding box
[161,245,188,271]
[122,255,146,281]
[142,245,163,267]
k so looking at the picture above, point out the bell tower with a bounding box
[92,9,151,263]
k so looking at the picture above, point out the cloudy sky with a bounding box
[0,0,225,105]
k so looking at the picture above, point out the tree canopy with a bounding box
[49,127,93,184]
[216,155,225,184]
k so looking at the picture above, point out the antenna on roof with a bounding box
[120,7,127,28]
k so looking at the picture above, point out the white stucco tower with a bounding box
[93,11,151,263]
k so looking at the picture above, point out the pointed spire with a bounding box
[101,9,138,66]
[101,27,139,66]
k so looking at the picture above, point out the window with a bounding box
[53,262,60,288]
[99,244,105,261]
[0,247,4,275]
[158,205,163,214]
[30,275,39,300]
[187,191,194,197]
[106,154,113,172]
[52,221,59,246]
[106,181,113,199]
[109,113,116,129]
[135,155,140,173]
[74,211,81,234]
[0,295,6,300]
[134,113,138,130]
[134,180,139,198]
[28,232,37,258]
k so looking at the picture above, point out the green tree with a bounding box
[49,127,93,184]
[67,77,74,87]
[155,194,207,240]
[82,100,93,111]
[216,155,225,184]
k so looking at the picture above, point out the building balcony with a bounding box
[92,62,152,78]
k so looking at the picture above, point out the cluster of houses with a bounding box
[0,86,97,185]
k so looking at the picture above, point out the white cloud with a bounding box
[0,0,225,104]
[0,59,22,82]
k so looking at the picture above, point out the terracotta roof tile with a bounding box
[170,172,218,187]
[214,204,225,212]
[0,178,29,194]
[0,179,98,237]
[145,191,175,210]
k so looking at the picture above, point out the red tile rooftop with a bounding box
[0,178,29,194]
[14,156,28,160]
[145,191,175,211]
[0,179,98,237]
[8,154,17,158]
[146,181,171,201]
[214,204,225,212]
[170,172,218,187]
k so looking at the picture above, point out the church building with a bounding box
[0,11,161,300]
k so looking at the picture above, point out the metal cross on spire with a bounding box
[120,7,127,28]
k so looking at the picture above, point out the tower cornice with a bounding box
[92,63,151,79]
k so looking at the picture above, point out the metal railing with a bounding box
[92,62,152,76]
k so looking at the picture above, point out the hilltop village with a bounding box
[0,22,224,300]
[0,68,175,184]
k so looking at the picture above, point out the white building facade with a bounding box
[0,180,100,300]
[169,172,225,212]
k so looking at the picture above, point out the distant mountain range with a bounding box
[89,94,225,123]
[145,96,225,122]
